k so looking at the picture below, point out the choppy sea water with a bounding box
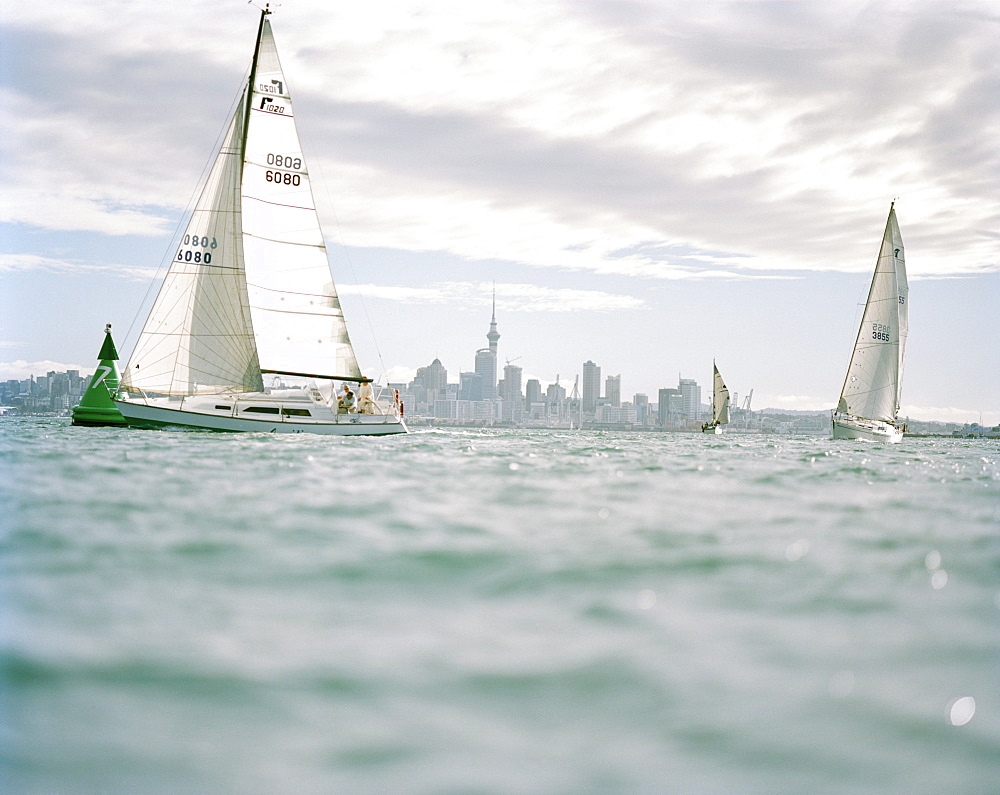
[1,417,998,793]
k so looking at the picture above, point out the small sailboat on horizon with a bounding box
[114,7,406,435]
[701,361,730,434]
[832,203,908,442]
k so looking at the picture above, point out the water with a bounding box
[2,418,998,793]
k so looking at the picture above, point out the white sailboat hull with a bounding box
[702,424,723,435]
[116,395,407,436]
[831,413,903,443]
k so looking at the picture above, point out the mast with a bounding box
[711,359,717,421]
[241,6,270,169]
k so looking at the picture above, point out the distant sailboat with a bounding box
[114,7,406,435]
[701,361,730,434]
[832,203,908,442]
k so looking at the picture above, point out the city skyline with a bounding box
[2,1,997,425]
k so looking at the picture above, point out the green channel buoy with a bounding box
[71,323,128,427]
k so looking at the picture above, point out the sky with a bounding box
[1,0,997,423]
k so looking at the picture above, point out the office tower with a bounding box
[658,387,681,425]
[524,378,542,408]
[474,349,496,400]
[582,360,601,413]
[501,363,523,402]
[633,393,649,425]
[605,374,621,407]
[679,378,701,421]
[460,371,483,402]
[546,379,566,403]
[418,358,448,392]
[501,362,523,421]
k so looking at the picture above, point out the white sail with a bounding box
[837,206,905,423]
[713,363,730,425]
[124,16,362,394]
[123,98,261,396]
[241,19,361,381]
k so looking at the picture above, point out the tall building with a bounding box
[605,374,621,407]
[582,360,601,413]
[546,379,566,403]
[679,378,701,421]
[500,362,523,421]
[524,378,542,408]
[633,393,649,425]
[417,358,448,392]
[501,363,523,403]
[474,349,497,400]
[475,287,500,400]
[658,387,681,425]
[459,371,483,402]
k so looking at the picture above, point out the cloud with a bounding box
[0,253,159,280]
[3,1,997,279]
[340,281,645,312]
[0,359,92,380]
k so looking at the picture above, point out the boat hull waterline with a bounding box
[831,413,903,443]
[116,399,408,436]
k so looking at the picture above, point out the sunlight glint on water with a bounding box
[2,419,998,792]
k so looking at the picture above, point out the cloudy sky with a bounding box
[2,0,997,422]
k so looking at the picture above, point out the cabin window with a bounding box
[215,405,232,411]
[243,406,280,414]
[281,408,312,417]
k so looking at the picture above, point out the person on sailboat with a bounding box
[338,385,356,413]
[357,381,375,414]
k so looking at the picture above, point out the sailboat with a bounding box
[832,203,908,442]
[701,361,730,434]
[115,7,406,436]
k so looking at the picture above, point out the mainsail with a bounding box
[837,205,907,423]
[123,15,360,395]
[712,363,730,425]
[242,19,361,382]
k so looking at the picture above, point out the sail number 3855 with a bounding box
[871,323,891,342]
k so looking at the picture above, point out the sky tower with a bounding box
[487,284,500,356]
[475,284,500,400]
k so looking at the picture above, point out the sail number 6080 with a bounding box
[265,171,301,186]
[266,153,301,169]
